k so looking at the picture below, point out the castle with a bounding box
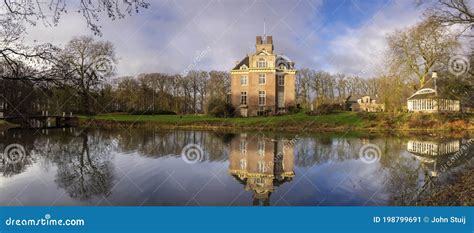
[230,36,296,117]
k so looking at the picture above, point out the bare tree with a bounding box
[296,68,311,107]
[427,0,474,36]
[0,18,62,83]
[60,36,116,114]
[208,71,230,101]
[0,0,148,87]
[178,74,193,113]
[387,18,459,87]
[1,0,149,36]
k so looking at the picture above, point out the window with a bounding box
[277,75,284,86]
[240,92,247,105]
[240,139,247,156]
[258,74,266,84]
[258,161,266,173]
[240,75,247,86]
[277,91,285,108]
[240,159,247,169]
[257,58,267,68]
[258,91,266,106]
[257,139,265,156]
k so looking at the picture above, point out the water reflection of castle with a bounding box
[228,134,295,206]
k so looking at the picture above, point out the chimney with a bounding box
[432,71,438,93]
[256,36,262,45]
[266,36,273,44]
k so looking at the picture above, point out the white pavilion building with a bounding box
[407,72,460,113]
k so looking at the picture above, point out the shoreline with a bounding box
[416,166,474,206]
[2,112,473,135]
[78,112,474,136]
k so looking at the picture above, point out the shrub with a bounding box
[407,113,437,128]
[307,103,343,115]
[357,112,378,121]
[287,105,301,114]
[207,98,234,117]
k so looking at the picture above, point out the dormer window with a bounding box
[279,64,286,70]
[240,64,248,70]
[257,58,267,68]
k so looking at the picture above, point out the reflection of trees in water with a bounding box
[387,138,472,205]
[115,130,229,162]
[292,135,451,205]
[1,128,114,200]
[0,130,37,177]
[0,157,34,177]
[53,130,114,200]
[3,127,471,205]
[293,137,361,167]
[381,139,422,205]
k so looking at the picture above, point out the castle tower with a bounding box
[230,36,296,117]
[256,36,274,54]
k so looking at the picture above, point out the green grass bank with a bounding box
[79,112,474,133]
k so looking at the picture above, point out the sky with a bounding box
[23,0,429,78]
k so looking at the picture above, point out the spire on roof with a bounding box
[263,17,266,38]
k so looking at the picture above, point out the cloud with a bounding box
[321,1,426,77]
[22,0,427,78]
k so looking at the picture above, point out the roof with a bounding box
[407,89,438,100]
[346,95,378,102]
[276,55,295,69]
[232,54,295,71]
[407,87,460,100]
[232,56,249,70]
[421,77,436,89]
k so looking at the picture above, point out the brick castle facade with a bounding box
[230,36,296,117]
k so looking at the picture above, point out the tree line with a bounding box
[0,0,472,116]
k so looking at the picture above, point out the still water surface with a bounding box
[0,128,472,206]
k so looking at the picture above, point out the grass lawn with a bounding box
[79,111,474,132]
[80,111,365,128]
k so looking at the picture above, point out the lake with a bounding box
[0,128,472,206]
